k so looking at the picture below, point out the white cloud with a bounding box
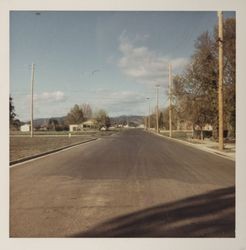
[13,91,67,121]
[92,89,148,116]
[118,31,188,87]
[95,90,145,105]
[33,91,67,102]
[106,55,116,64]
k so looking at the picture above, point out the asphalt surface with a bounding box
[10,129,235,237]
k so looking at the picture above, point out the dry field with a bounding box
[10,131,118,162]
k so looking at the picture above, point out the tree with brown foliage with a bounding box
[173,17,235,139]
[65,104,84,125]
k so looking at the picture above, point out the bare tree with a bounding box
[81,103,92,120]
[94,109,110,128]
[173,17,235,139]
[65,104,84,125]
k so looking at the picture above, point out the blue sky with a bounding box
[10,11,235,121]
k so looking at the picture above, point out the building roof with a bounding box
[83,119,98,125]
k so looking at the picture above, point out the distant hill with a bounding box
[31,117,66,127]
[27,115,144,128]
[110,115,144,127]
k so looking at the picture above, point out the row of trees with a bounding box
[148,106,184,130]
[41,104,111,131]
[65,103,92,124]
[9,96,21,130]
[172,17,235,138]
[9,97,111,131]
[65,103,111,129]
[148,17,235,139]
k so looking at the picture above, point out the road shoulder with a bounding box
[148,130,235,162]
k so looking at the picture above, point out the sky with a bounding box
[10,11,235,121]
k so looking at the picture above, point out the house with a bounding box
[194,123,213,131]
[20,124,30,132]
[39,125,48,131]
[203,124,213,131]
[69,119,98,132]
[69,124,83,132]
[82,119,98,129]
[137,124,145,129]
[177,120,193,130]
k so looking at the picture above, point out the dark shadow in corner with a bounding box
[70,186,235,238]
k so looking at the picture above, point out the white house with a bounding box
[69,119,98,132]
[203,123,213,131]
[194,123,213,131]
[82,119,98,129]
[137,124,145,129]
[20,124,30,132]
[69,124,83,132]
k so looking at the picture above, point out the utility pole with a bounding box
[218,11,224,150]
[30,63,35,138]
[145,117,147,130]
[169,63,173,138]
[148,99,151,129]
[146,97,150,130]
[155,85,160,133]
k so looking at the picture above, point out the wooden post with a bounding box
[156,85,160,133]
[169,63,173,137]
[218,11,224,150]
[30,63,35,138]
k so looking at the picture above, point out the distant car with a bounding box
[100,126,106,131]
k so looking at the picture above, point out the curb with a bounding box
[10,138,98,166]
[148,130,235,162]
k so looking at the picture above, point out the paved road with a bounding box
[10,129,235,237]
